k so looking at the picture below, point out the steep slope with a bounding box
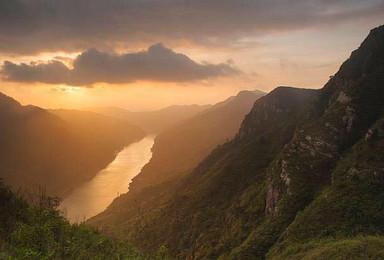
[50,109,145,186]
[88,87,317,256]
[0,94,74,195]
[268,115,384,259]
[0,94,145,196]
[88,104,211,134]
[130,90,265,193]
[89,25,384,259]
[0,180,146,259]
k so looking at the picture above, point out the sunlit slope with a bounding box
[0,95,144,196]
[89,25,384,259]
[130,90,265,193]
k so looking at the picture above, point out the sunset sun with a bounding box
[0,0,383,259]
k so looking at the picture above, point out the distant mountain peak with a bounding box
[0,91,21,109]
[89,25,384,260]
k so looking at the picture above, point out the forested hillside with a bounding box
[0,96,144,196]
[0,180,149,259]
[89,25,384,259]
[130,90,265,193]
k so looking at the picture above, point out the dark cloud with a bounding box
[2,60,70,84]
[0,0,382,54]
[1,44,239,85]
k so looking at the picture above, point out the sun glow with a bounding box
[50,85,82,93]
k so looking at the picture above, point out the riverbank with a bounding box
[60,135,155,223]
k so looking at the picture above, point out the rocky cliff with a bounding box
[89,25,384,259]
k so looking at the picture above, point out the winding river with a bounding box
[60,135,155,223]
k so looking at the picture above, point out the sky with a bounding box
[0,0,383,111]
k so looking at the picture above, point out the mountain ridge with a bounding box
[88,25,384,259]
[87,104,211,134]
[0,94,145,196]
[128,89,265,193]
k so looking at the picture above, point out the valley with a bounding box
[0,2,383,258]
[88,25,384,259]
[60,135,155,223]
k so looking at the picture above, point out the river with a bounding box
[59,135,155,223]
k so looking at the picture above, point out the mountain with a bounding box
[88,104,211,134]
[88,25,384,259]
[50,109,145,173]
[0,94,145,196]
[129,90,265,193]
[88,86,317,257]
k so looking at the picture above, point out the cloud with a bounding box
[2,60,70,84]
[1,44,239,85]
[0,0,383,54]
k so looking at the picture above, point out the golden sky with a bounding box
[0,0,383,111]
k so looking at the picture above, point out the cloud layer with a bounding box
[1,44,239,85]
[0,0,383,54]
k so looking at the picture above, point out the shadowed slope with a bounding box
[0,94,145,196]
[89,25,384,259]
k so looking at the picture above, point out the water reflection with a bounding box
[60,135,155,223]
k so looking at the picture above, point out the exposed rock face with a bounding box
[265,177,280,214]
[238,87,318,140]
[89,86,318,257]
[337,91,351,103]
[342,105,356,133]
[265,25,384,217]
[365,128,375,140]
[89,25,384,260]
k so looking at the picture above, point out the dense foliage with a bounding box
[0,181,148,259]
[130,90,264,193]
[270,236,384,260]
[89,25,384,259]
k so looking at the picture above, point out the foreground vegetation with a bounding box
[269,236,384,260]
[89,25,384,259]
[0,181,149,259]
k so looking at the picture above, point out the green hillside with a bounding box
[0,180,146,259]
[89,25,384,259]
